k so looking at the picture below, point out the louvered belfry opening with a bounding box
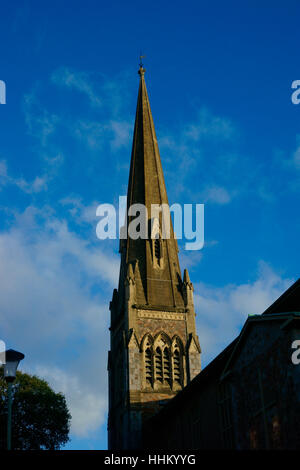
[173,349,181,385]
[163,348,171,386]
[155,347,163,383]
[145,347,153,386]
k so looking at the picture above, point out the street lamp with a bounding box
[3,349,25,450]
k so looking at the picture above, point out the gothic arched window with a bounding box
[142,336,154,388]
[173,349,181,384]
[163,347,171,386]
[155,347,163,383]
[153,333,173,388]
[144,347,153,386]
[155,237,161,261]
[172,338,184,388]
[150,217,163,268]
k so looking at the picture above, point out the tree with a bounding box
[0,367,71,450]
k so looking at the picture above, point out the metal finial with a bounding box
[139,52,145,68]
[138,52,146,77]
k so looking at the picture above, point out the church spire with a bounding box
[108,67,201,450]
[122,66,184,308]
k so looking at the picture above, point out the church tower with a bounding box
[108,65,201,450]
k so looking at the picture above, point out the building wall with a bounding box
[143,317,300,450]
[231,322,300,449]
[144,357,226,449]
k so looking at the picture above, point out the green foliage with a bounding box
[0,367,71,450]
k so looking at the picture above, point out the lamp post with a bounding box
[3,349,25,451]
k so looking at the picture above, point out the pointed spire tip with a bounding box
[138,66,146,77]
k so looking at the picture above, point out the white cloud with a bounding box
[15,175,48,193]
[292,144,300,169]
[75,120,106,149]
[21,89,65,189]
[51,66,132,117]
[159,107,238,199]
[183,108,235,141]
[51,67,102,108]
[282,134,300,174]
[201,185,232,205]
[109,119,131,150]
[0,160,8,189]
[23,92,59,147]
[33,365,107,437]
[160,108,235,156]
[50,66,133,152]
[0,205,119,439]
[0,159,48,193]
[74,118,131,151]
[60,197,99,225]
[0,160,7,177]
[194,261,294,366]
[179,250,203,269]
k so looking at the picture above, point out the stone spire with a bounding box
[120,66,185,308]
[108,67,201,450]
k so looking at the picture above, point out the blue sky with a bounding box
[0,0,299,450]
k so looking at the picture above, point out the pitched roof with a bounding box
[262,278,300,315]
[220,311,300,380]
